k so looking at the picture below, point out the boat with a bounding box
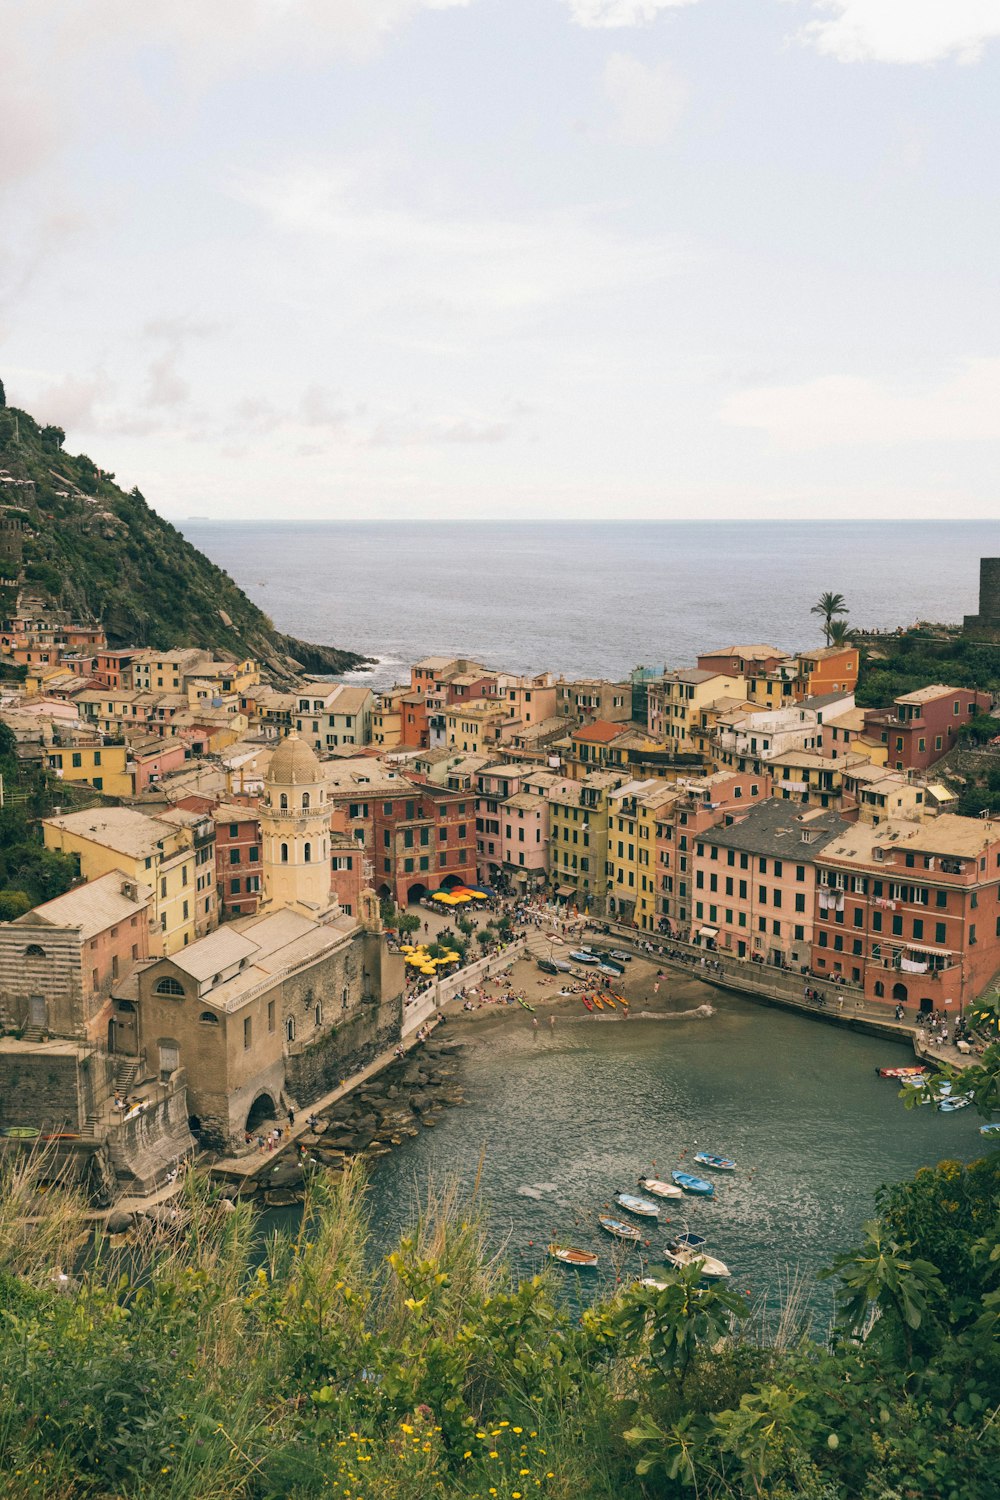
[693,1152,736,1172]
[598,1215,642,1242]
[638,1276,669,1291]
[516,997,535,1013]
[549,1245,599,1268]
[581,995,594,1012]
[979,1123,1000,1137]
[615,1192,660,1218]
[672,1171,715,1196]
[876,1065,927,1079]
[592,995,605,1010]
[664,1245,731,1279]
[638,1176,684,1199]
[939,1094,972,1112]
[569,950,600,965]
[602,992,617,1008]
[668,1232,707,1251]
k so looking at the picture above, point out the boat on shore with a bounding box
[549,1245,599,1267]
[615,1192,660,1218]
[693,1152,736,1172]
[581,995,594,1011]
[638,1176,683,1199]
[672,1170,715,1196]
[665,1244,731,1279]
[598,1215,642,1242]
[877,1065,927,1079]
[516,997,535,1013]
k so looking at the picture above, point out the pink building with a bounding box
[657,770,773,935]
[130,736,188,793]
[500,790,548,891]
[688,800,849,967]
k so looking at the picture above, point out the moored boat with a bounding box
[672,1170,715,1196]
[615,1192,660,1218]
[665,1244,731,1279]
[598,1214,642,1242]
[549,1245,599,1267]
[980,1123,1000,1137]
[668,1232,707,1252]
[877,1065,927,1079]
[693,1152,736,1172]
[939,1094,972,1112]
[638,1276,669,1290]
[638,1176,683,1199]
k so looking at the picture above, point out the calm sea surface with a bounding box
[266,998,985,1324]
[182,519,998,688]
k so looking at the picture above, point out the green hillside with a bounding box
[0,387,366,677]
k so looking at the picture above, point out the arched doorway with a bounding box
[440,874,462,890]
[110,999,138,1055]
[407,882,427,904]
[891,982,908,1004]
[246,1092,277,1133]
[377,882,392,901]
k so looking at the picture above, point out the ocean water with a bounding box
[181,519,998,688]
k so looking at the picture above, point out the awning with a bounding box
[698,926,719,938]
[556,884,575,898]
[906,942,954,957]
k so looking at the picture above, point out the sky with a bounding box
[2,0,999,522]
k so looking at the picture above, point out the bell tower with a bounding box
[259,732,333,915]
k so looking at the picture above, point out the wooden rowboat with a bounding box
[672,1171,715,1197]
[665,1244,731,1279]
[549,1245,599,1267]
[638,1176,683,1199]
[615,1192,660,1218]
[598,1215,641,1242]
[693,1152,736,1172]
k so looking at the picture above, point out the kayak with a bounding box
[693,1152,736,1172]
[877,1065,927,1079]
[665,1245,731,1279]
[638,1176,683,1200]
[598,1215,642,1242]
[602,993,617,1009]
[549,1245,599,1267]
[581,995,594,1012]
[592,995,605,1010]
[516,997,535,1013]
[615,1192,660,1218]
[672,1171,715,1197]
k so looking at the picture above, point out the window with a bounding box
[280,793,288,810]
[243,1017,252,1049]
[24,943,46,958]
[229,848,241,864]
[891,915,903,936]
[229,823,239,838]
[302,792,311,810]
[280,842,288,863]
[285,1016,296,1042]
[199,1011,219,1025]
[230,878,240,894]
[155,977,185,996]
[913,918,924,940]
[304,842,312,863]
[248,846,259,862]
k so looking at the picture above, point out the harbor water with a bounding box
[269,995,987,1325]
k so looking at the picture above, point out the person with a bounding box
[532,1017,539,1030]
[548,1014,555,1030]
[287,1106,295,1127]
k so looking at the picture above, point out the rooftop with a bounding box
[44,806,189,859]
[822,813,999,865]
[156,908,356,1011]
[895,684,967,706]
[570,720,631,744]
[16,870,149,940]
[701,799,851,859]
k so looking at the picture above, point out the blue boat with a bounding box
[939,1094,972,1112]
[980,1123,1000,1137]
[598,1214,641,1242]
[672,1170,715,1196]
[615,1192,660,1218]
[693,1152,736,1172]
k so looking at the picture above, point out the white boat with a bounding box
[664,1244,731,1279]
[639,1276,669,1291]
[638,1176,683,1199]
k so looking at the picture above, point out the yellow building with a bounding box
[46,738,132,797]
[647,670,748,751]
[372,689,406,749]
[43,806,215,954]
[546,771,624,911]
[608,780,678,929]
[443,700,510,755]
[767,747,871,810]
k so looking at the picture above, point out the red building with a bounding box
[863,685,992,773]
[212,804,263,919]
[326,769,477,907]
[92,649,140,690]
[811,813,1000,1013]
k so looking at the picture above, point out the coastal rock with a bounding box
[265,1188,301,1208]
[268,1160,305,1190]
[105,1209,133,1234]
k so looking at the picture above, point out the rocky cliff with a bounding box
[0,395,367,677]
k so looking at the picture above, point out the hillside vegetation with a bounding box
[0,391,366,677]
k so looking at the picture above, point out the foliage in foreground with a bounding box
[0,1149,996,1500]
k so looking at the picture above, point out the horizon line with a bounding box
[171,515,1000,527]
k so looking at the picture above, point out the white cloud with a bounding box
[720,358,1000,449]
[603,52,687,143]
[564,0,701,27]
[799,1,1000,66]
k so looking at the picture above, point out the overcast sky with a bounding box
[2,1,999,522]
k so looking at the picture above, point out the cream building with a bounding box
[259,733,334,917]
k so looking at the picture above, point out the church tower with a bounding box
[259,732,334,916]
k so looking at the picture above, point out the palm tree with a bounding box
[827,619,853,648]
[811,591,848,645]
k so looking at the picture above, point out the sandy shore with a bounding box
[440,947,719,1028]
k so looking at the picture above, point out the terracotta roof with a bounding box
[570,720,630,744]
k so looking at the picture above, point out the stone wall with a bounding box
[107,1075,195,1193]
[964,556,1000,636]
[0,1050,84,1131]
[284,990,402,1107]
[0,924,83,1035]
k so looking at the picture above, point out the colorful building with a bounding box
[862,686,993,772]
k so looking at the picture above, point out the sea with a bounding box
[181,519,998,688]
